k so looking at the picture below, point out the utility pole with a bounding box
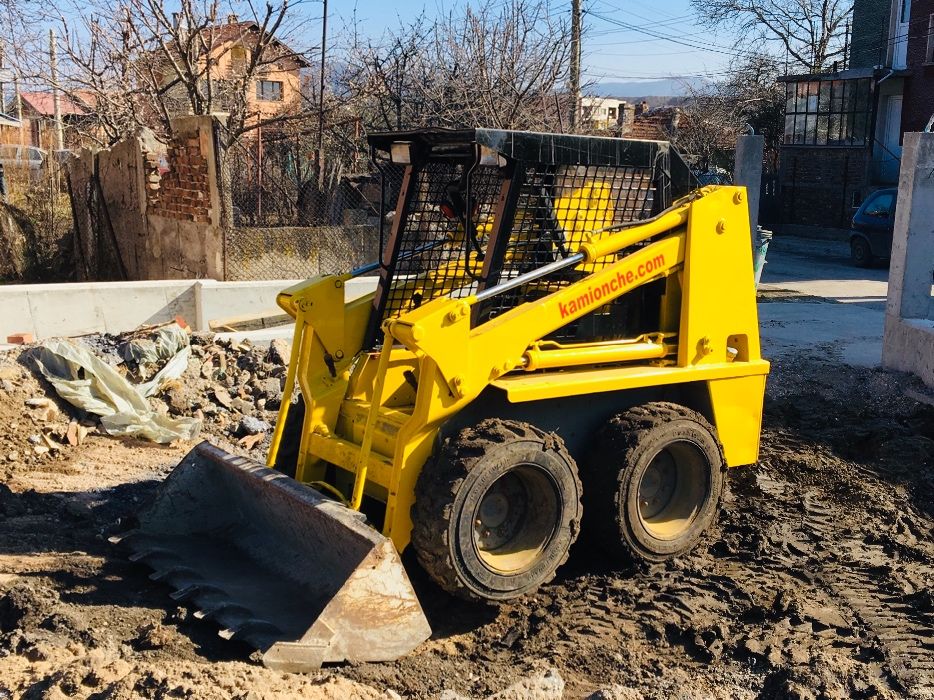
[317,0,328,190]
[14,77,23,146]
[569,0,581,131]
[843,20,850,69]
[49,28,64,153]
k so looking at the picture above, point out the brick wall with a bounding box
[903,0,934,133]
[68,115,225,281]
[778,147,871,228]
[850,0,892,69]
[146,133,212,224]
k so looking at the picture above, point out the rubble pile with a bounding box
[0,362,96,472]
[0,325,293,471]
[152,333,292,451]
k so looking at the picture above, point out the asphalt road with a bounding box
[759,236,889,311]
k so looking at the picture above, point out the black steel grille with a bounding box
[366,129,693,347]
[381,161,504,319]
[475,163,658,340]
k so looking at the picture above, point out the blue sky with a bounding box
[332,0,745,86]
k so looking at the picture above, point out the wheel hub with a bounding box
[639,452,677,520]
[472,465,561,575]
[636,443,710,541]
[478,492,510,529]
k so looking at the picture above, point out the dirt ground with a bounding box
[1,342,932,699]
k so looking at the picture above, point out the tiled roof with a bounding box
[205,21,311,67]
[18,91,95,117]
[626,107,679,141]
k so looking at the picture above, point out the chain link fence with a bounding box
[223,129,403,281]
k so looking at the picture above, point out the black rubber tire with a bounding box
[411,419,583,602]
[585,402,725,564]
[850,237,873,268]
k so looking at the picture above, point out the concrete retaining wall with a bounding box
[0,277,379,342]
[882,132,934,388]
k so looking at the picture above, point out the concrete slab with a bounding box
[758,301,883,368]
[760,237,889,309]
[215,325,294,346]
[0,277,380,343]
[1,280,198,340]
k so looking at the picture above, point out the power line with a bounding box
[586,9,764,61]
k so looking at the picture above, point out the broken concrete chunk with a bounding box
[238,416,271,435]
[26,397,59,422]
[212,387,233,409]
[66,421,79,447]
[200,359,215,379]
[267,338,291,366]
[238,433,265,450]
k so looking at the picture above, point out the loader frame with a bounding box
[268,129,769,554]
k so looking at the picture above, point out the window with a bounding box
[783,77,872,146]
[230,45,247,72]
[256,80,283,101]
[863,191,894,218]
[927,14,934,64]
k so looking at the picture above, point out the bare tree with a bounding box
[341,0,573,135]
[53,0,315,146]
[691,0,853,72]
[676,54,785,174]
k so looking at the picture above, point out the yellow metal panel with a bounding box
[337,399,411,458]
[307,432,394,490]
[390,233,687,417]
[706,375,767,467]
[491,360,770,402]
[678,187,762,367]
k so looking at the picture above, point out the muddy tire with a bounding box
[411,419,582,602]
[586,402,724,563]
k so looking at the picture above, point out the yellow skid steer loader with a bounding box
[114,129,769,671]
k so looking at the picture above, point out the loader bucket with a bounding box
[112,441,431,672]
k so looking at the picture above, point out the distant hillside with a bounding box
[584,78,707,100]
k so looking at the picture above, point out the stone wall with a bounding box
[143,116,224,279]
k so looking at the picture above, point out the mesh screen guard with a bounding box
[365,129,694,347]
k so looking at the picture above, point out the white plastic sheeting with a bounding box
[34,338,200,444]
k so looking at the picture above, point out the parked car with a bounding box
[850,188,897,267]
[0,144,47,171]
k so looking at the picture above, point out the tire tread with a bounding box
[411,418,582,602]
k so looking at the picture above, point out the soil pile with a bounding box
[0,343,932,699]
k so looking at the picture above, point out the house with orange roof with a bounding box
[156,16,310,129]
[5,91,97,151]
